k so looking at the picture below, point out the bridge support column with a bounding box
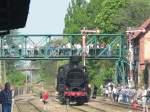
[115,58,128,86]
[0,61,6,84]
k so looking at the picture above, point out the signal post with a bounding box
[81,28,100,66]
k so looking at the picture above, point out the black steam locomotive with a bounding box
[56,56,91,105]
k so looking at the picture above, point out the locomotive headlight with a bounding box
[65,88,69,91]
[64,86,69,91]
[88,84,91,88]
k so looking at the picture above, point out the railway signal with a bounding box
[126,28,146,33]
[81,28,101,34]
[81,28,101,66]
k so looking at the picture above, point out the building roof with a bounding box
[133,18,150,40]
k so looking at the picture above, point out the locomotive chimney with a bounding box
[70,56,82,64]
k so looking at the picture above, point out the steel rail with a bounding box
[52,96,106,112]
[15,100,42,112]
[91,99,143,111]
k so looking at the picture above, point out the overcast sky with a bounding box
[19,0,71,34]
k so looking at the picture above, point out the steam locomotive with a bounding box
[56,56,91,105]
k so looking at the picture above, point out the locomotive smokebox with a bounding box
[70,56,82,64]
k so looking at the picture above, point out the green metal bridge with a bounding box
[0,34,127,60]
[0,33,129,85]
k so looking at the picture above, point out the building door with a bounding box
[144,63,150,89]
[148,64,150,88]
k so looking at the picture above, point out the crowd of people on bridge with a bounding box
[1,41,117,57]
[47,42,113,57]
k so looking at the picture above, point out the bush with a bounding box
[7,71,26,87]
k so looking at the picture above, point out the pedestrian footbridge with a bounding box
[0,34,127,60]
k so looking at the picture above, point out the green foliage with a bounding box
[111,0,150,32]
[32,61,57,86]
[87,60,115,86]
[64,0,88,33]
[95,0,128,33]
[91,68,115,87]
[64,0,150,33]
[7,71,26,87]
[5,60,16,74]
[31,60,68,89]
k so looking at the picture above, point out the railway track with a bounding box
[53,97,106,112]
[14,93,137,112]
[93,99,142,109]
[52,92,130,111]
[71,104,106,112]
[15,100,42,112]
[90,99,142,112]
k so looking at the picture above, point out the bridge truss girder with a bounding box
[0,34,127,60]
[0,33,129,85]
[115,58,129,85]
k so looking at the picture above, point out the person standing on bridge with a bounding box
[0,82,12,112]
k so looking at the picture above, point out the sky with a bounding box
[19,0,71,34]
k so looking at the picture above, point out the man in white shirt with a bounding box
[142,88,148,112]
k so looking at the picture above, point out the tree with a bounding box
[112,0,150,31]
[64,0,88,33]
[65,0,150,33]
[87,60,115,87]
[86,0,104,29]
[95,0,128,33]
[7,71,26,87]
[95,0,150,33]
